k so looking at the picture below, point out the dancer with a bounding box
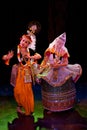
[38,32,82,86]
[36,32,82,112]
[2,34,42,115]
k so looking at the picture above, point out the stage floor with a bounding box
[0,83,87,130]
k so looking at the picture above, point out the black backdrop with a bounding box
[0,0,86,85]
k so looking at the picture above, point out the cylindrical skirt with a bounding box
[41,78,76,112]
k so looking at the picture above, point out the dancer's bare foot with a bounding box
[17,106,25,114]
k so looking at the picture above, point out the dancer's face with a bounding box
[20,36,30,48]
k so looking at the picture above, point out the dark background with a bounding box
[0,0,86,86]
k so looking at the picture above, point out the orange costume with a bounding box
[14,60,34,115]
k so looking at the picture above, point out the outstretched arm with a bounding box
[2,50,14,65]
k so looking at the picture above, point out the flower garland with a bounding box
[17,45,29,63]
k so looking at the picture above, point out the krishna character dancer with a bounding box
[2,34,41,115]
